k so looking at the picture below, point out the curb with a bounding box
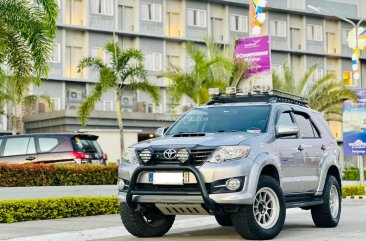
[343,195,366,200]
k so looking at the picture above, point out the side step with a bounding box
[285,193,323,208]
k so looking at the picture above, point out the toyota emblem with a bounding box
[163,149,177,159]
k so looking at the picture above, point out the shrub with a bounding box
[0,196,120,223]
[0,164,118,187]
[343,167,361,181]
[342,185,365,197]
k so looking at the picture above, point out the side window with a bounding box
[3,138,30,156]
[294,113,318,138]
[27,137,36,154]
[38,137,59,152]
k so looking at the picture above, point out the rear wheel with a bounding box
[121,203,175,237]
[232,175,286,240]
[215,213,232,226]
[311,175,341,227]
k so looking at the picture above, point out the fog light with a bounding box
[177,148,190,163]
[139,149,152,163]
[226,178,240,191]
[117,179,125,190]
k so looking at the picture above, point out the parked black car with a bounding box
[0,133,107,165]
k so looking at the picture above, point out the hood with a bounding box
[133,132,260,149]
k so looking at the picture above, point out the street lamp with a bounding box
[308,4,366,85]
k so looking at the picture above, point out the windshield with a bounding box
[166,105,271,135]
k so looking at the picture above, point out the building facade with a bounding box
[6,0,366,137]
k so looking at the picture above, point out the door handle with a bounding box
[25,157,36,161]
[321,145,327,151]
[298,145,304,152]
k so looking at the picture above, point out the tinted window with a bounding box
[38,137,59,152]
[72,137,99,153]
[294,113,317,138]
[3,137,35,156]
[167,105,271,134]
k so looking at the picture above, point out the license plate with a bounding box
[91,159,100,164]
[150,172,183,185]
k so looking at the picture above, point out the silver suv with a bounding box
[117,92,341,240]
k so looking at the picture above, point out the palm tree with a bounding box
[204,37,249,87]
[77,41,160,157]
[0,0,58,134]
[273,62,357,122]
[159,42,230,106]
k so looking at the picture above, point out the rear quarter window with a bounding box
[38,137,59,152]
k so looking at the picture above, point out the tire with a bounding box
[215,213,233,226]
[311,175,341,227]
[232,175,286,240]
[121,203,175,237]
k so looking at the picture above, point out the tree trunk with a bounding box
[116,89,125,161]
[11,102,16,135]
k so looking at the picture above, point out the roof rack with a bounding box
[206,89,309,107]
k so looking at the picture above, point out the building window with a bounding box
[166,55,180,68]
[103,100,113,111]
[272,64,284,78]
[51,98,61,111]
[342,29,351,44]
[91,47,112,65]
[65,46,83,78]
[187,8,206,28]
[141,2,162,22]
[91,0,113,16]
[50,43,61,63]
[343,71,352,86]
[230,15,248,32]
[144,52,162,71]
[307,24,323,41]
[270,20,286,37]
[310,68,324,83]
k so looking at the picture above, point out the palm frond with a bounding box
[297,63,317,95]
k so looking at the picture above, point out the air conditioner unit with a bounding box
[68,89,82,101]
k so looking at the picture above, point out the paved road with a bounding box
[103,199,366,241]
[1,199,365,241]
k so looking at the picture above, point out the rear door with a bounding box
[36,136,74,164]
[292,111,323,193]
[0,136,37,164]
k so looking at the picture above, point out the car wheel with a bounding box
[121,203,175,237]
[311,175,341,227]
[215,213,232,226]
[232,175,286,240]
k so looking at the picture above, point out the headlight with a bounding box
[207,146,250,163]
[122,148,138,164]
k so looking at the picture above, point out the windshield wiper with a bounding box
[216,130,242,133]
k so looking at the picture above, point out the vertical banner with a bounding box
[234,36,272,94]
[343,100,366,156]
[249,0,266,36]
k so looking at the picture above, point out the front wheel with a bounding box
[215,213,232,226]
[232,175,286,240]
[311,175,341,227]
[121,203,175,237]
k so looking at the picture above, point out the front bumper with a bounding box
[118,159,260,212]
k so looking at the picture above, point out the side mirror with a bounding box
[155,127,169,137]
[276,123,299,137]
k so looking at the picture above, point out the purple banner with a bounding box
[234,35,271,75]
[234,36,272,94]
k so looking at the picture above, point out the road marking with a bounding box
[2,209,308,241]
[344,195,366,200]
